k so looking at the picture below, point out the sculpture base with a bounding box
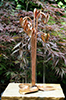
[1,83,65,100]
[19,83,57,94]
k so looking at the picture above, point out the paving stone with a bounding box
[1,83,65,100]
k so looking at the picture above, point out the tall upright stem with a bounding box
[31,10,37,86]
[31,32,37,86]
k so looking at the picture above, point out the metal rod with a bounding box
[31,32,37,86]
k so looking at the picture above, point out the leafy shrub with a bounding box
[55,0,66,8]
[0,35,15,83]
[15,0,42,10]
[45,0,66,9]
[12,8,66,84]
[0,49,14,84]
[62,73,66,84]
[0,0,66,85]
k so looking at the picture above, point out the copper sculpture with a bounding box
[19,8,55,94]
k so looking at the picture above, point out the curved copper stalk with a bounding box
[33,8,36,29]
[36,13,40,32]
[23,16,32,27]
[37,32,44,35]
[36,11,49,31]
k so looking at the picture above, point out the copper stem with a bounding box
[31,33,37,86]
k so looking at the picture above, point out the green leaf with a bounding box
[14,60,20,64]
[0,64,6,70]
[6,72,11,76]
[17,4,21,8]
[0,67,3,70]
[64,0,66,2]
[16,4,22,9]
[61,22,66,25]
[15,0,18,2]
[0,2,3,7]
[11,72,15,76]
[58,1,63,7]
[38,49,41,52]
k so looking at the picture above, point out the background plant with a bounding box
[0,36,15,83]
[15,0,42,10]
[12,33,31,83]
[0,0,66,96]
[44,0,66,9]
[12,8,66,84]
[55,0,66,9]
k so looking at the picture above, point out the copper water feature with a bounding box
[19,8,55,94]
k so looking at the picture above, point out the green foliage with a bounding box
[44,0,66,9]
[47,16,56,25]
[0,54,14,83]
[0,37,16,84]
[45,61,58,83]
[54,0,66,8]
[0,0,42,10]
[0,0,3,7]
[62,74,66,84]
[15,0,42,10]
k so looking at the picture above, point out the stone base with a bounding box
[1,83,65,100]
